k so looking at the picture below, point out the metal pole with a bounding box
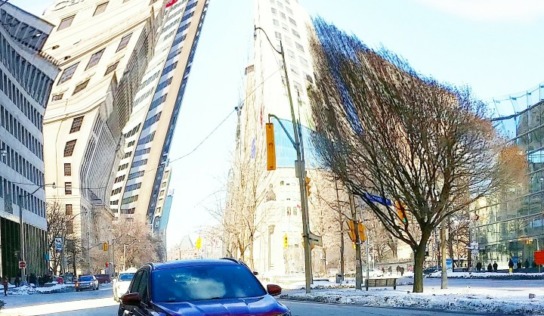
[440,224,448,289]
[18,195,26,284]
[255,26,312,293]
[123,244,126,271]
[112,241,115,276]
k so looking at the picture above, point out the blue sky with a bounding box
[11,0,544,247]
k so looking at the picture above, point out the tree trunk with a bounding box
[412,245,426,293]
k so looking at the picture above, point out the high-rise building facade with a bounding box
[109,0,209,231]
[228,0,321,277]
[40,0,179,273]
[0,3,59,278]
[474,84,544,269]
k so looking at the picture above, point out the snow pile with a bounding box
[280,276,544,315]
[7,283,73,295]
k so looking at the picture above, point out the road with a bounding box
[0,281,496,316]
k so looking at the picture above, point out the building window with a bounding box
[70,116,84,133]
[93,2,108,16]
[86,49,105,70]
[65,204,73,215]
[58,15,75,30]
[73,79,90,95]
[58,63,79,84]
[52,93,64,101]
[64,140,77,157]
[65,182,72,195]
[105,60,119,75]
[64,163,71,176]
[116,33,132,52]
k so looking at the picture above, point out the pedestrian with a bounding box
[524,259,530,269]
[3,276,8,296]
[508,258,514,274]
[476,262,482,272]
[487,263,492,272]
[14,275,20,287]
[517,261,522,270]
[387,266,392,275]
[493,261,498,272]
[400,267,405,276]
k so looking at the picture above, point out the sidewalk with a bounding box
[277,272,544,315]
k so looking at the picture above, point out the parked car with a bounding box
[113,269,136,302]
[118,258,291,316]
[75,275,99,291]
[95,274,111,284]
[423,266,441,275]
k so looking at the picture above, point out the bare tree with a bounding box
[307,20,519,293]
[46,201,83,275]
[110,221,162,271]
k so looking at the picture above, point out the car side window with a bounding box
[137,270,149,302]
[130,270,143,294]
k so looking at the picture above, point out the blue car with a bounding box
[118,258,290,316]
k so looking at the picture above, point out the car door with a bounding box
[131,269,151,316]
[122,269,151,316]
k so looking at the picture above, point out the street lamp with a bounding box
[254,25,312,293]
[19,182,55,284]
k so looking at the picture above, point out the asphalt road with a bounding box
[0,282,495,316]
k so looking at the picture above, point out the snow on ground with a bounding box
[279,271,544,315]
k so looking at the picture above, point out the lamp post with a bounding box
[19,182,55,284]
[254,25,312,293]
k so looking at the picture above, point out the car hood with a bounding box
[156,295,288,316]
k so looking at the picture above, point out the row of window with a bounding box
[0,103,43,159]
[0,70,43,130]
[6,149,39,188]
[0,33,53,106]
[57,32,132,86]
[124,123,141,138]
[0,8,46,52]
[56,1,135,31]
[0,176,46,217]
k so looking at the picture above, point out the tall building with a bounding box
[228,0,321,277]
[40,0,208,273]
[108,0,209,231]
[0,3,59,278]
[474,84,544,269]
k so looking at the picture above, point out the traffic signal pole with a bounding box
[256,26,312,293]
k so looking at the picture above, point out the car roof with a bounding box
[149,258,243,271]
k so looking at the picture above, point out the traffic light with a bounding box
[305,176,311,197]
[347,220,366,243]
[102,242,108,252]
[283,234,288,248]
[265,123,276,171]
[395,201,408,225]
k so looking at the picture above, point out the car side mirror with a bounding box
[266,284,282,296]
[121,292,141,306]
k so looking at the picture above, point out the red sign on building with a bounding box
[534,250,544,265]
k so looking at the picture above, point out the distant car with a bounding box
[95,274,111,284]
[113,269,136,302]
[118,258,291,316]
[75,275,99,291]
[423,266,441,275]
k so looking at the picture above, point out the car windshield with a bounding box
[151,264,266,302]
[79,276,93,281]
[119,273,135,281]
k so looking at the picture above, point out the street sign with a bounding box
[308,232,322,247]
[19,261,26,269]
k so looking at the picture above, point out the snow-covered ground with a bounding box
[2,272,544,315]
[279,271,544,315]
